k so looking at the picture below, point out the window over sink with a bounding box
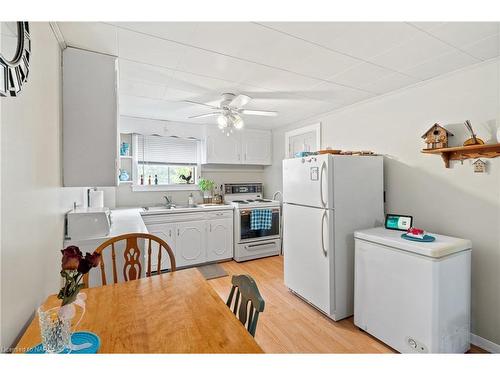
[131,134,200,192]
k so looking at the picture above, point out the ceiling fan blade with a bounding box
[229,94,251,108]
[182,100,220,110]
[240,109,278,117]
[188,112,221,119]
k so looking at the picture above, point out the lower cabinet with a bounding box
[175,220,207,267]
[207,218,233,262]
[146,223,176,271]
[142,210,234,270]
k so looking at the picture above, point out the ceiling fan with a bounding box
[183,93,278,134]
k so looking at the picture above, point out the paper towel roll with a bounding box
[89,190,104,208]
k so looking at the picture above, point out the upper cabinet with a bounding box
[63,47,118,187]
[203,126,241,164]
[202,126,272,165]
[241,129,272,165]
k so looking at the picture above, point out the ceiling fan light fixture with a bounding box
[217,114,228,128]
[233,115,244,129]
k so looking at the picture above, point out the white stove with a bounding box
[223,183,281,262]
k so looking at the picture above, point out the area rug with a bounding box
[197,263,229,280]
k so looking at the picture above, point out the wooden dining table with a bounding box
[15,268,263,353]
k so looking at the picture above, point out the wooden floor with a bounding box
[208,255,486,353]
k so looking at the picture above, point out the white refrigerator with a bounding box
[283,154,384,321]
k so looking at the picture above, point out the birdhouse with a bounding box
[421,123,453,149]
[473,159,486,173]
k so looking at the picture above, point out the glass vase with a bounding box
[38,293,86,353]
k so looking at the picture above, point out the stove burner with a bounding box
[255,199,272,202]
[246,199,255,202]
[232,200,248,204]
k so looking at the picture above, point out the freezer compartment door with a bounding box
[282,154,332,209]
[283,203,332,315]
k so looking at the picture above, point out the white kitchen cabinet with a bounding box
[203,126,241,164]
[63,47,119,187]
[207,217,233,262]
[241,129,272,165]
[145,223,176,271]
[141,209,234,269]
[175,220,207,268]
[202,126,271,165]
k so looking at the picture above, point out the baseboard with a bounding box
[471,334,500,353]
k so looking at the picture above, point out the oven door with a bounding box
[237,207,281,243]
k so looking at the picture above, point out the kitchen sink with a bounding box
[142,204,199,212]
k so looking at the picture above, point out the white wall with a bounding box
[265,59,500,345]
[0,23,85,350]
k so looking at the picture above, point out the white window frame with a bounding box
[130,135,201,192]
[284,123,321,159]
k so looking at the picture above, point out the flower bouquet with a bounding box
[37,246,101,353]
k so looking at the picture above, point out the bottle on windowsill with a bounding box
[148,175,152,185]
[140,174,144,185]
[154,174,158,185]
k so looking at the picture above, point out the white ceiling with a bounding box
[57,22,500,129]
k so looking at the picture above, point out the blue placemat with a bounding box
[27,331,100,354]
[401,233,436,242]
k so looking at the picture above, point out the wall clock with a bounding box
[0,22,31,97]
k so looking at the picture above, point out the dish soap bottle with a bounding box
[188,192,194,207]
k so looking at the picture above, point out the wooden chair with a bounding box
[83,233,176,288]
[226,274,265,337]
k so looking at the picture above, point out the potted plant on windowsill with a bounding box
[198,178,215,203]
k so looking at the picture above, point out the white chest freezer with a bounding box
[354,227,471,353]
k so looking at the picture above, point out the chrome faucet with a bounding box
[163,195,173,208]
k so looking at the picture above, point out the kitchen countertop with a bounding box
[140,204,234,216]
[109,208,149,235]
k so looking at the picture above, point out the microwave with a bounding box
[66,207,111,240]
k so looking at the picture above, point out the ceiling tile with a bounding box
[409,22,446,32]
[304,81,375,106]
[463,34,500,60]
[120,80,166,100]
[369,32,456,71]
[175,48,250,84]
[242,66,324,92]
[404,50,479,80]
[58,22,118,55]
[108,22,198,44]
[262,22,421,60]
[362,73,421,94]
[327,62,394,91]
[424,22,499,48]
[119,60,173,86]
[118,28,185,70]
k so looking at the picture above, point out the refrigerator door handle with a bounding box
[321,210,327,257]
[319,161,326,208]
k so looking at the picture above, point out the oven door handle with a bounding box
[244,242,277,249]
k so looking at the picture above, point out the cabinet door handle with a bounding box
[169,229,172,237]
[177,229,180,236]
[209,224,212,232]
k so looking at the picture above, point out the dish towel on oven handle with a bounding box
[250,209,273,230]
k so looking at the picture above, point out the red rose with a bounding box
[77,252,101,274]
[61,246,82,270]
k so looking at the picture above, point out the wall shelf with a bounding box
[421,143,500,168]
